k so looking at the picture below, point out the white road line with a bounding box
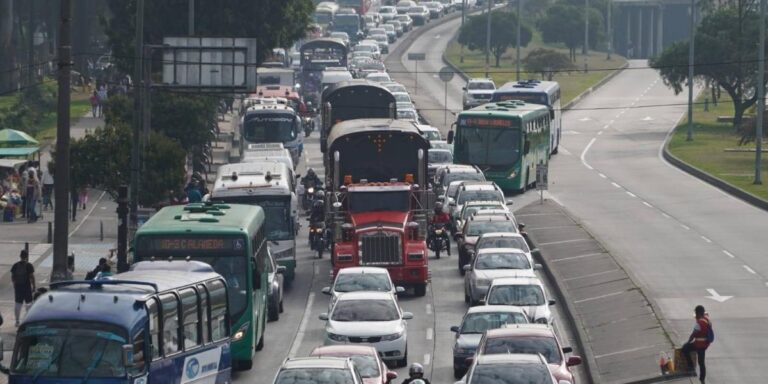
[585,164,594,170]
[744,265,757,275]
[701,236,712,243]
[598,131,603,135]
[426,328,434,340]
[537,238,591,246]
[595,345,658,359]
[598,173,607,178]
[69,190,106,237]
[722,250,736,258]
[288,292,316,357]
[642,201,653,208]
[423,353,432,366]
[608,120,615,125]
[611,182,621,188]
[680,224,691,230]
[626,191,636,198]
[562,269,621,281]
[425,304,432,315]
[552,252,604,262]
[661,213,671,219]
[580,138,597,169]
[574,290,624,304]
[558,146,572,155]
[603,124,610,129]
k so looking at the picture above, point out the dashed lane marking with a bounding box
[744,265,757,275]
[598,173,607,178]
[426,328,433,340]
[573,290,624,304]
[288,292,316,357]
[562,269,621,282]
[642,201,653,208]
[551,252,604,263]
[701,236,712,243]
[626,191,637,198]
[723,250,735,258]
[680,224,690,230]
[424,353,432,366]
[425,304,432,315]
[611,182,621,188]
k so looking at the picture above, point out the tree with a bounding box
[64,122,186,207]
[538,3,603,61]
[523,48,576,80]
[650,6,765,142]
[458,10,532,67]
[101,0,315,75]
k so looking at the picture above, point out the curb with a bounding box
[662,143,768,212]
[527,216,598,384]
[622,372,695,384]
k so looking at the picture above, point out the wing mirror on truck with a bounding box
[447,129,455,144]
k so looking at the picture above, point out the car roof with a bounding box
[479,232,524,239]
[281,356,352,370]
[469,78,494,83]
[336,291,395,301]
[466,305,527,315]
[475,353,547,365]
[485,323,555,338]
[489,276,543,286]
[468,215,514,223]
[474,209,512,216]
[311,345,379,357]
[460,183,498,190]
[465,200,505,207]
[337,266,390,275]
[429,148,452,154]
[476,247,527,255]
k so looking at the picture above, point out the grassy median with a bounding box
[667,95,768,200]
[444,33,628,105]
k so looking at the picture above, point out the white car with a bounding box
[382,82,408,94]
[396,101,415,111]
[379,6,398,21]
[396,0,417,14]
[321,267,405,310]
[366,71,392,83]
[397,108,418,122]
[463,78,496,110]
[320,291,413,367]
[484,276,555,324]
[416,124,441,141]
[354,42,381,60]
[369,33,390,54]
[407,6,430,25]
[464,248,541,305]
[392,91,412,104]
[455,200,509,233]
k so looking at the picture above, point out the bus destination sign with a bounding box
[148,237,246,252]
[461,117,515,128]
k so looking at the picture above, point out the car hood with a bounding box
[473,269,536,280]
[363,377,384,384]
[455,333,483,349]
[328,320,404,336]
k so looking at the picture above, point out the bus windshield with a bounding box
[457,124,521,167]
[315,12,333,24]
[349,190,410,212]
[334,14,360,27]
[244,115,297,143]
[214,196,293,241]
[12,321,131,379]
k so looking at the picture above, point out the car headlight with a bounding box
[381,330,405,341]
[535,317,549,324]
[327,332,348,342]
[232,322,250,342]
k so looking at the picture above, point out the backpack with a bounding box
[706,320,715,344]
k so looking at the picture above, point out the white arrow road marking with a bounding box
[705,288,733,303]
[562,131,581,135]
[642,116,654,121]
[578,117,591,122]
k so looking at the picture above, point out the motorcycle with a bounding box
[309,220,327,258]
[428,223,450,259]
[303,116,315,137]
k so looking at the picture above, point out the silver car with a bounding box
[464,248,541,305]
[484,276,556,324]
[267,249,286,321]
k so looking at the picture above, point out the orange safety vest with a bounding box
[693,317,711,349]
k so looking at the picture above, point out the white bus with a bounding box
[491,80,562,155]
[209,162,299,284]
[240,104,303,166]
[242,143,295,171]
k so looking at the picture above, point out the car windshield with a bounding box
[466,221,516,236]
[469,82,495,90]
[381,7,396,14]
[460,312,528,334]
[475,252,530,270]
[478,237,529,252]
[483,336,562,364]
[394,93,411,103]
[409,7,425,12]
[386,84,407,93]
[276,368,354,384]
[12,321,133,379]
[355,45,375,52]
[334,273,392,292]
[488,284,545,306]
[429,150,453,164]
[330,33,348,40]
[332,299,399,321]
[443,172,485,187]
[422,130,441,141]
[350,355,380,378]
[397,110,417,120]
[471,363,551,384]
[458,190,503,206]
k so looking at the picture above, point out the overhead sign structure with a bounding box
[161,37,258,90]
[407,52,426,61]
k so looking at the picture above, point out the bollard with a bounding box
[48,222,53,243]
[100,220,104,242]
[704,98,709,112]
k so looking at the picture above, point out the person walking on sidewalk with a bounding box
[41,164,54,211]
[682,305,712,383]
[90,90,99,117]
[71,185,79,221]
[11,250,36,326]
[78,185,89,210]
[25,169,41,223]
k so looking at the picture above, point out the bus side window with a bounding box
[198,284,211,344]
[160,293,181,355]
[146,298,161,360]
[208,279,229,341]
[132,330,147,373]
[180,288,200,350]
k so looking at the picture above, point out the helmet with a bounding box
[307,168,316,177]
[409,363,424,379]
[313,200,324,209]
[434,202,443,214]
[315,190,325,199]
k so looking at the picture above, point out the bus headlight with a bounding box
[507,170,518,179]
[232,322,250,342]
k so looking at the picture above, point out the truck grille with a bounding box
[360,231,402,265]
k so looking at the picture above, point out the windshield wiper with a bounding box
[81,339,110,383]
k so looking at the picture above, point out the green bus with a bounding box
[451,100,551,192]
[133,203,268,370]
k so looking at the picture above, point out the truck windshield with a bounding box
[349,190,410,212]
[214,196,294,241]
[12,321,131,379]
[244,114,297,143]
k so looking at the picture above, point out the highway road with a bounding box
[405,11,768,383]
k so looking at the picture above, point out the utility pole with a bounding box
[755,0,765,184]
[485,0,491,77]
[460,0,467,63]
[583,0,589,73]
[131,0,145,228]
[52,0,71,282]
[686,0,695,141]
[188,0,195,36]
[607,0,612,60]
[27,0,35,87]
[516,0,522,81]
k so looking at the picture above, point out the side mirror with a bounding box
[448,197,456,206]
[478,298,486,305]
[562,346,573,354]
[276,265,287,274]
[319,313,329,320]
[462,86,466,91]
[464,356,474,365]
[450,325,460,333]
[402,312,414,320]
[549,108,555,120]
[524,140,531,154]
[566,356,582,367]
[321,287,332,295]
[386,371,398,382]
[533,263,543,271]
[395,286,406,294]
[447,130,455,144]
[548,299,556,306]
[122,344,135,368]
[462,264,472,271]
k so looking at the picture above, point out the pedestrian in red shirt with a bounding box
[682,305,711,383]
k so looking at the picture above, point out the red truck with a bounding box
[326,119,432,295]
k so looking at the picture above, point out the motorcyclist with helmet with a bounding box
[427,202,451,255]
[302,168,322,190]
[309,190,326,223]
[402,363,430,384]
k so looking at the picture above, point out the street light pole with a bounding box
[131,0,145,227]
[583,0,589,73]
[755,0,765,184]
[607,0,612,60]
[686,0,695,141]
[485,0,491,77]
[188,0,195,36]
[460,0,466,63]
[516,0,522,81]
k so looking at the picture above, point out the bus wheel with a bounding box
[552,146,559,155]
[237,359,253,370]
[269,299,279,322]
[256,333,265,351]
[414,283,427,297]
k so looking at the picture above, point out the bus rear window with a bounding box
[493,92,547,105]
